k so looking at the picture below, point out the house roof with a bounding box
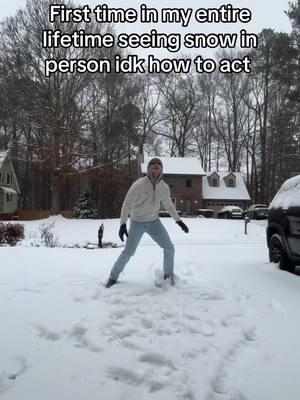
[0,150,8,169]
[203,171,251,200]
[141,156,205,176]
[0,186,17,195]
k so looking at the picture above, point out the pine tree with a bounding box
[73,190,98,219]
[286,1,300,101]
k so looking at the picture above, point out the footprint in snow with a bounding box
[106,366,169,393]
[106,367,144,386]
[107,325,140,340]
[31,323,61,341]
[0,357,27,394]
[68,323,103,352]
[137,352,177,370]
[110,309,129,319]
[32,322,102,352]
[242,326,257,342]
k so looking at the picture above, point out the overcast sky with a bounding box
[0,0,293,58]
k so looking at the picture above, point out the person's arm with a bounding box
[161,184,189,233]
[120,181,140,225]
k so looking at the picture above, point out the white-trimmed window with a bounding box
[208,173,220,187]
[225,174,236,188]
[6,193,12,202]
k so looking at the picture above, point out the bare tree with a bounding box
[212,52,251,172]
[154,71,201,157]
[0,0,112,213]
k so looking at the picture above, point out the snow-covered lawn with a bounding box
[1,216,300,400]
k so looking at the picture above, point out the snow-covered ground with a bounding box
[1,216,300,400]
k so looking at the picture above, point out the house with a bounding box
[139,155,251,216]
[0,150,21,215]
[141,156,206,215]
[202,171,251,215]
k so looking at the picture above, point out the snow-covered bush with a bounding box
[0,223,25,246]
[73,190,98,219]
[39,221,59,247]
[0,223,5,244]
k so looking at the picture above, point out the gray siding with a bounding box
[0,159,19,214]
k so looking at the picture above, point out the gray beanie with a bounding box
[147,158,163,185]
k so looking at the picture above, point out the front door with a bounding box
[186,199,192,214]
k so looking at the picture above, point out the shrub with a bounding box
[0,223,25,245]
[0,223,6,244]
[39,221,59,247]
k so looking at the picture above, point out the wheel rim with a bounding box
[272,244,281,263]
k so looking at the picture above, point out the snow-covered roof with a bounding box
[220,205,243,212]
[0,186,17,195]
[141,156,205,176]
[0,150,8,169]
[203,171,251,200]
[269,174,300,209]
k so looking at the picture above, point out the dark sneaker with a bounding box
[105,279,117,288]
[164,273,175,286]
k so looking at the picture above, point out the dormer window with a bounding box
[212,178,218,187]
[208,173,220,187]
[224,173,236,188]
[7,173,11,185]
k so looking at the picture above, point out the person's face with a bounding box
[150,161,162,177]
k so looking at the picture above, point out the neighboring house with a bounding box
[0,150,21,214]
[141,156,206,215]
[202,171,251,215]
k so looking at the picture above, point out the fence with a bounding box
[0,210,73,221]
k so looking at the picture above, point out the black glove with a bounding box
[176,220,189,233]
[119,223,128,242]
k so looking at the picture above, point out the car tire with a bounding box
[269,234,295,273]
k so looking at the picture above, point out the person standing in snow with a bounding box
[106,158,189,288]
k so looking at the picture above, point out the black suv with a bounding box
[244,204,268,219]
[267,175,300,273]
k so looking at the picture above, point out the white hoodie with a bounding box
[120,176,181,224]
